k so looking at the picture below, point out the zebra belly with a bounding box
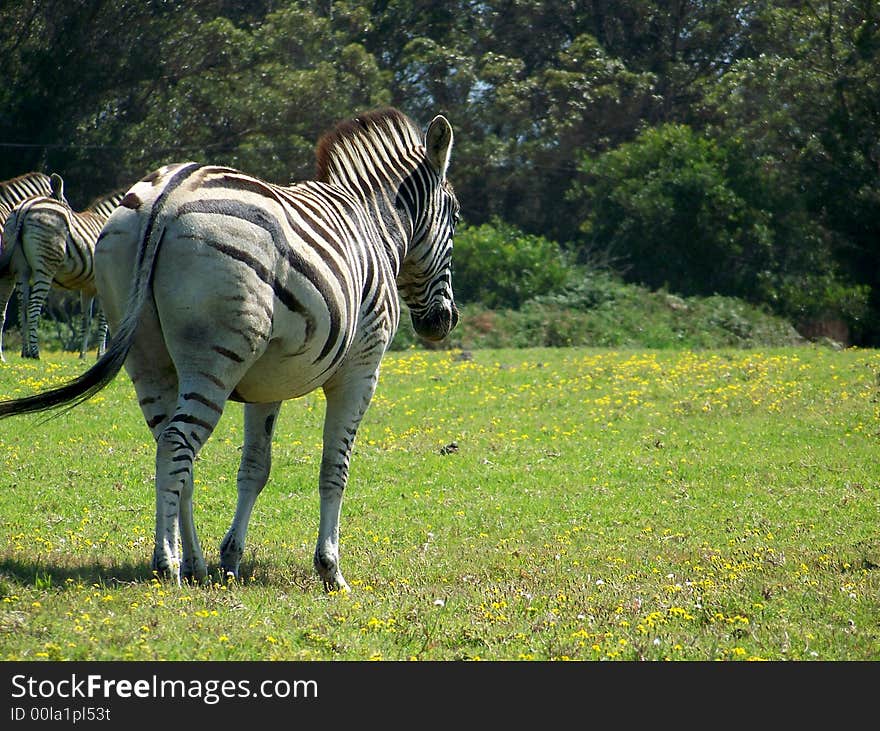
[53,267,96,294]
[231,338,346,402]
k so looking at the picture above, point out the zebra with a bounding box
[1,174,123,360]
[0,107,459,592]
[0,172,59,361]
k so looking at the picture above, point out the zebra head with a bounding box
[396,115,461,342]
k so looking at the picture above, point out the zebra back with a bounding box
[0,172,54,224]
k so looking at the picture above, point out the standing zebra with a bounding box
[1,175,123,360]
[0,172,59,361]
[0,108,459,591]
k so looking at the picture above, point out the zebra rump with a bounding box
[0,172,63,361]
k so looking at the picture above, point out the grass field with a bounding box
[0,344,878,661]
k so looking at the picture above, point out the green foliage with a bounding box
[571,123,771,296]
[447,290,804,351]
[451,220,576,309]
[697,1,880,343]
[570,122,870,340]
[391,269,804,351]
[0,1,878,343]
[115,7,392,185]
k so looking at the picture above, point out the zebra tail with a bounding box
[0,334,131,421]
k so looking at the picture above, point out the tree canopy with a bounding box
[2,1,878,343]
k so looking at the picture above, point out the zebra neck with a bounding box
[327,174,412,278]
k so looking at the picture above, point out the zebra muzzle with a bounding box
[412,301,459,341]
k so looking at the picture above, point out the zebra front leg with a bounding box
[220,401,281,580]
[315,371,379,592]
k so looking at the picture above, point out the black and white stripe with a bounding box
[0,108,459,591]
[1,177,123,360]
[0,172,56,229]
[0,172,58,361]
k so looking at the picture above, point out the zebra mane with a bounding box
[86,189,126,218]
[315,108,422,184]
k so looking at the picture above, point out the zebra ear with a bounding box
[425,115,453,178]
[50,173,65,202]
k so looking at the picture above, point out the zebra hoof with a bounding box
[180,568,209,586]
[314,548,348,592]
[219,559,242,583]
[151,551,181,584]
[316,559,350,593]
[322,574,351,594]
[219,554,241,583]
[221,569,239,585]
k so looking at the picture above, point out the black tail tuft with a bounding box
[0,335,130,423]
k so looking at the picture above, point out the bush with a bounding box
[452,219,577,309]
[436,289,804,351]
[389,265,806,351]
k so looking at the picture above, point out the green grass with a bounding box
[0,344,878,661]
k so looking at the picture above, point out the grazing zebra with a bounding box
[0,172,59,361]
[1,175,122,360]
[0,107,459,591]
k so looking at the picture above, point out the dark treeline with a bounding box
[1,1,878,344]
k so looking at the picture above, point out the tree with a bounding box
[570,122,869,335]
[1,1,877,342]
[701,0,880,343]
[115,7,391,186]
[572,123,764,295]
[0,0,186,204]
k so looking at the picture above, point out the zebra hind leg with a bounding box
[219,401,281,581]
[96,308,108,359]
[16,277,33,358]
[152,383,231,585]
[78,294,95,359]
[153,419,210,585]
[24,276,54,359]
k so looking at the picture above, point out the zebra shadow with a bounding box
[0,557,146,590]
[0,557,319,591]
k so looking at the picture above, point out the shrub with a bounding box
[452,219,577,309]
